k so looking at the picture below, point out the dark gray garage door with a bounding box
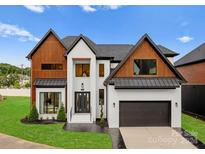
[120,101,171,126]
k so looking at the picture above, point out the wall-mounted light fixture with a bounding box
[81,83,84,91]
[175,102,178,107]
[113,102,115,108]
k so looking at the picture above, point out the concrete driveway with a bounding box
[0,133,53,149]
[120,127,196,149]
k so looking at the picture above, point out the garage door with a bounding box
[120,101,171,126]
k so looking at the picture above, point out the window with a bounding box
[41,64,63,70]
[39,92,62,114]
[76,64,90,77]
[99,89,104,105]
[134,59,157,75]
[99,64,104,77]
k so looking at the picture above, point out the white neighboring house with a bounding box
[26,29,185,128]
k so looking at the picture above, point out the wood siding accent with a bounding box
[114,40,176,78]
[177,61,205,84]
[31,33,67,103]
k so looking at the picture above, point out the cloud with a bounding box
[103,5,122,10]
[177,36,193,43]
[24,5,45,13]
[80,5,96,12]
[0,22,40,42]
[80,5,122,12]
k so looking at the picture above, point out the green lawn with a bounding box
[0,96,112,148]
[182,113,205,144]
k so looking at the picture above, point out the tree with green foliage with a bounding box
[14,80,20,89]
[24,81,31,88]
[57,103,66,121]
[28,104,39,122]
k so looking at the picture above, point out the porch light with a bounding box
[175,102,178,107]
[81,83,84,91]
[113,102,115,108]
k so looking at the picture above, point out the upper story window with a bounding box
[134,59,157,75]
[99,64,104,77]
[76,64,90,77]
[41,64,63,70]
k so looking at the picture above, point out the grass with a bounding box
[182,113,205,144]
[0,96,112,149]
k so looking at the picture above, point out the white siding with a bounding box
[110,62,119,69]
[96,60,110,118]
[67,39,96,122]
[107,85,181,128]
[167,57,174,64]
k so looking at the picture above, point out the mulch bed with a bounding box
[21,117,66,124]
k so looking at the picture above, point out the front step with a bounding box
[70,113,92,123]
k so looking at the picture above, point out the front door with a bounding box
[75,92,90,113]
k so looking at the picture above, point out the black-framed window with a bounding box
[99,89,104,105]
[75,64,90,77]
[41,64,63,70]
[134,59,157,75]
[39,92,61,114]
[75,92,90,113]
[99,64,104,77]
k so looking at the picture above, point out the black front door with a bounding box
[75,92,90,113]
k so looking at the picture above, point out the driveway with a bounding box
[120,127,196,149]
[0,133,53,149]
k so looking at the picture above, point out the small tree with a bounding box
[28,104,39,122]
[99,99,105,127]
[57,103,66,121]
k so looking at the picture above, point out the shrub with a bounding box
[57,103,66,121]
[28,104,39,122]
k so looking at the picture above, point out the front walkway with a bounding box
[0,133,53,149]
[64,123,126,149]
[120,127,196,149]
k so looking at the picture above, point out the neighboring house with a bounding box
[175,43,205,84]
[26,29,185,128]
[175,43,205,117]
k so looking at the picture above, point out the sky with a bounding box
[0,5,205,67]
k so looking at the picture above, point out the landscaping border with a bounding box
[175,128,205,149]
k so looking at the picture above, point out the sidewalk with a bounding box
[0,133,54,149]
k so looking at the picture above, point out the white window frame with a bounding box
[36,88,65,115]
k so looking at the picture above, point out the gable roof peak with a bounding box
[26,28,67,59]
[65,33,97,55]
[104,34,186,85]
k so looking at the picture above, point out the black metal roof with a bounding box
[175,43,205,67]
[157,45,179,57]
[111,77,180,89]
[62,36,178,61]
[26,29,178,60]
[34,78,67,88]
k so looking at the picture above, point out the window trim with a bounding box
[99,63,105,77]
[41,64,63,70]
[75,64,90,77]
[133,59,157,75]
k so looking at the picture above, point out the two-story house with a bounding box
[26,29,185,128]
